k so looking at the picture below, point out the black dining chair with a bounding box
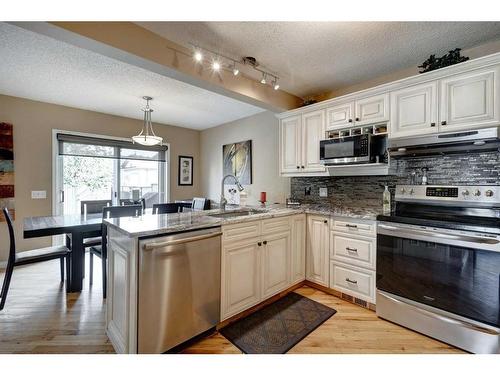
[152,203,180,214]
[192,197,209,211]
[89,204,142,298]
[0,208,71,311]
[79,200,112,249]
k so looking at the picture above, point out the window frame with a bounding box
[52,129,170,216]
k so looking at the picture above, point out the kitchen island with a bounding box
[104,204,382,354]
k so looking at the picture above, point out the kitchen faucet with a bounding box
[220,174,244,211]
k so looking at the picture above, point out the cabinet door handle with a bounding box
[346,247,358,252]
[323,220,328,224]
[441,120,447,126]
[430,122,436,127]
[348,119,353,123]
[345,224,358,229]
[263,240,267,245]
[346,278,358,284]
[301,166,305,169]
[257,242,262,246]
[296,166,300,169]
[355,117,360,122]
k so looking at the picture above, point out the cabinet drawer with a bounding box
[331,219,376,237]
[330,261,375,303]
[330,233,376,269]
[223,221,261,243]
[262,216,290,235]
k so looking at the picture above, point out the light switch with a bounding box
[319,187,328,197]
[31,190,47,199]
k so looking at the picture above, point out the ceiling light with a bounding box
[260,73,267,84]
[233,65,239,76]
[212,60,221,71]
[273,79,280,90]
[132,96,163,146]
[194,50,203,62]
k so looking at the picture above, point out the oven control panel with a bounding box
[395,185,500,206]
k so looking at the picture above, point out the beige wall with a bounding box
[200,111,290,206]
[0,94,200,260]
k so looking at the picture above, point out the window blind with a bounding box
[57,133,167,162]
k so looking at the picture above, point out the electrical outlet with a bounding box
[304,186,311,196]
[319,187,328,197]
[31,190,47,199]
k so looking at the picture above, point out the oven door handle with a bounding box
[377,223,500,249]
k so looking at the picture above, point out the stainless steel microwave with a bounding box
[320,134,375,165]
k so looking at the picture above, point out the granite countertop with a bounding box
[104,204,381,238]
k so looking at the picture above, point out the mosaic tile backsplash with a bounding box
[290,151,500,210]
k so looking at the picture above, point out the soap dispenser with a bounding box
[383,186,391,214]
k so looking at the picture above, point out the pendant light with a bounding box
[132,96,163,146]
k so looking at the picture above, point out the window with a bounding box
[55,132,168,215]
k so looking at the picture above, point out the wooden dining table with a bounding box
[23,213,103,293]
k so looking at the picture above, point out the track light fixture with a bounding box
[190,44,280,92]
[194,50,203,62]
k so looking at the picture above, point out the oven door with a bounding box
[377,222,500,328]
[320,135,370,165]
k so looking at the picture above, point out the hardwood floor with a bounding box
[0,259,463,354]
[0,255,114,354]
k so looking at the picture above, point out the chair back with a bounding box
[81,200,112,215]
[2,208,16,263]
[192,197,208,211]
[103,204,142,219]
[152,203,180,214]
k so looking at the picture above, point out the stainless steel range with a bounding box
[376,185,500,354]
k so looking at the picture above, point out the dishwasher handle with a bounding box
[143,231,222,250]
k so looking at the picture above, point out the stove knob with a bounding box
[400,188,406,194]
[485,190,494,197]
[462,190,470,197]
[473,189,481,197]
[409,188,414,195]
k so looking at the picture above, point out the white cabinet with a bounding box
[291,214,306,284]
[222,238,261,318]
[279,115,302,174]
[302,110,326,172]
[439,66,500,131]
[279,110,326,176]
[355,93,390,126]
[306,215,330,287]
[327,102,354,130]
[329,217,377,305]
[390,82,438,138]
[221,215,303,320]
[261,231,291,299]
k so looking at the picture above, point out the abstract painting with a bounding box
[0,122,14,221]
[223,140,252,185]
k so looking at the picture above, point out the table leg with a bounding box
[68,231,84,293]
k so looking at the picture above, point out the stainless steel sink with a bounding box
[208,209,267,219]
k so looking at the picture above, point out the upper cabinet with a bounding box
[327,102,354,130]
[439,66,500,131]
[390,81,438,138]
[326,94,389,131]
[279,109,326,176]
[280,115,302,174]
[355,93,390,126]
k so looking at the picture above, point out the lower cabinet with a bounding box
[306,215,330,287]
[329,261,376,303]
[221,238,262,319]
[221,215,303,321]
[291,214,306,284]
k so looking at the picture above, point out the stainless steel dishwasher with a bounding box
[137,227,222,353]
